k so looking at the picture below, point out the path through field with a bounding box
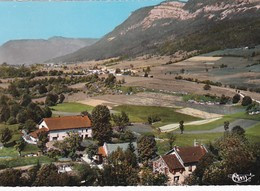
[160,119,259,134]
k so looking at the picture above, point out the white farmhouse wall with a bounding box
[48,128,92,141]
[39,121,48,129]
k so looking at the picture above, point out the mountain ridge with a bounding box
[53,0,260,63]
[0,37,98,65]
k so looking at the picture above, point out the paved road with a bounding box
[173,119,259,134]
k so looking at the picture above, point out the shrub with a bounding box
[203,84,211,90]
[147,115,161,124]
[219,95,230,105]
[242,96,252,106]
[7,116,17,125]
[232,94,240,104]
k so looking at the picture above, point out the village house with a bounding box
[97,142,137,163]
[24,115,92,144]
[153,145,207,185]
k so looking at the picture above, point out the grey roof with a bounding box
[106,142,137,156]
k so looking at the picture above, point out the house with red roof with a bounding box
[153,145,207,185]
[24,115,92,144]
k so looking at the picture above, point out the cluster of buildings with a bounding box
[23,115,207,185]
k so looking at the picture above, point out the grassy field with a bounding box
[227,112,260,121]
[113,105,200,126]
[51,102,94,113]
[184,116,235,131]
[0,156,55,169]
[245,122,260,143]
[0,144,39,158]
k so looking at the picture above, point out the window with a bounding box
[52,137,58,141]
[188,166,192,172]
[164,167,169,174]
[174,176,179,182]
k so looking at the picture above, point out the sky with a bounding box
[0,0,168,45]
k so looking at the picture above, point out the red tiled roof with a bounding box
[30,127,49,139]
[43,115,91,131]
[176,146,207,164]
[162,154,184,171]
[98,146,107,157]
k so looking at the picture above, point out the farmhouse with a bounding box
[96,142,137,163]
[153,145,207,185]
[24,115,92,144]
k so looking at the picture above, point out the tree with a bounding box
[198,134,257,185]
[58,132,82,161]
[22,119,36,133]
[0,168,22,186]
[242,96,252,106]
[119,130,136,142]
[91,105,112,145]
[43,106,52,118]
[0,105,10,122]
[115,68,121,74]
[20,94,32,107]
[219,94,229,105]
[105,74,116,86]
[16,109,29,123]
[111,111,130,132]
[98,148,139,186]
[0,127,12,146]
[203,84,211,90]
[59,93,65,103]
[231,126,245,138]
[81,110,92,120]
[8,83,20,97]
[14,137,26,156]
[33,164,73,186]
[137,135,157,163]
[38,85,47,94]
[140,167,168,186]
[166,132,176,150]
[179,120,184,134]
[45,93,59,106]
[37,131,49,154]
[86,143,98,160]
[223,121,230,131]
[186,153,215,185]
[232,94,240,104]
[10,103,21,117]
[76,163,97,186]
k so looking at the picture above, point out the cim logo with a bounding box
[229,173,255,184]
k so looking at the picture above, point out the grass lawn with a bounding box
[184,116,235,131]
[113,105,200,126]
[0,156,55,169]
[246,122,260,143]
[51,102,94,113]
[227,112,260,121]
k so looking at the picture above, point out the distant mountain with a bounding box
[55,0,260,63]
[0,37,98,65]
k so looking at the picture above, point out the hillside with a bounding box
[0,37,98,65]
[54,0,260,63]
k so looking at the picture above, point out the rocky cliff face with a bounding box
[55,0,260,63]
